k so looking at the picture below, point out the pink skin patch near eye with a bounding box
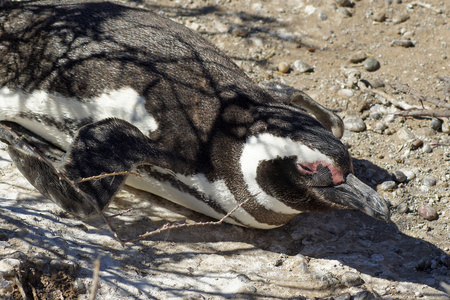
[297,161,345,185]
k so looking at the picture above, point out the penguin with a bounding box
[0,0,389,229]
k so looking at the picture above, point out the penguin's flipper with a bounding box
[0,118,163,218]
[260,81,344,139]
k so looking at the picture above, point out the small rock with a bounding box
[349,51,367,63]
[73,278,87,294]
[335,0,353,7]
[337,7,352,17]
[392,170,407,183]
[372,11,386,22]
[396,128,415,141]
[422,176,437,187]
[418,205,438,220]
[334,293,351,300]
[0,258,22,278]
[344,115,366,132]
[338,88,354,98]
[402,169,416,180]
[353,291,374,300]
[422,144,432,153]
[374,122,387,132]
[371,78,385,88]
[391,39,414,47]
[341,272,363,287]
[392,14,410,24]
[369,112,382,120]
[411,138,423,150]
[293,60,313,73]
[379,180,396,191]
[397,202,408,213]
[278,62,290,73]
[430,118,443,131]
[364,57,380,72]
[318,12,328,20]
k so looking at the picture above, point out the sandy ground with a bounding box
[1,0,449,299]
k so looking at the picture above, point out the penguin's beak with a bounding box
[314,173,390,222]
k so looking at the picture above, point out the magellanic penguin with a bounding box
[0,0,390,229]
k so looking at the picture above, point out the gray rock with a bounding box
[422,176,437,187]
[392,170,407,183]
[371,78,385,88]
[337,7,352,17]
[372,11,386,22]
[344,115,366,132]
[392,14,410,24]
[73,278,87,294]
[396,128,415,141]
[293,60,313,73]
[349,51,367,63]
[338,88,354,98]
[430,118,443,131]
[391,39,414,47]
[422,144,432,153]
[0,258,22,278]
[364,57,380,72]
[318,12,328,20]
[380,180,396,191]
[374,122,387,132]
[341,271,364,286]
[334,293,351,300]
[353,291,374,300]
[397,202,409,213]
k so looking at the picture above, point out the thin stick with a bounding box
[14,275,27,299]
[123,196,254,244]
[89,257,101,300]
[75,171,142,184]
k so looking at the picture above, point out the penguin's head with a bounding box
[240,104,390,222]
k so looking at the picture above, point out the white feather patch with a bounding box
[240,133,333,214]
[0,87,159,150]
[126,167,279,229]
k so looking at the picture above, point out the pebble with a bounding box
[353,291,374,300]
[0,258,22,278]
[73,278,87,294]
[278,62,290,73]
[430,118,443,131]
[397,202,409,213]
[372,11,386,22]
[392,14,410,24]
[318,12,328,20]
[411,138,423,150]
[341,272,363,287]
[349,51,367,63]
[334,293,351,300]
[391,39,414,48]
[402,169,416,180]
[374,122,387,132]
[338,88,354,98]
[344,115,366,132]
[392,170,407,183]
[422,144,432,153]
[335,0,353,7]
[396,128,415,141]
[371,78,385,88]
[379,180,396,191]
[422,176,437,187]
[418,205,438,220]
[293,60,313,73]
[338,7,352,17]
[364,57,380,72]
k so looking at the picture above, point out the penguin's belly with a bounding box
[125,167,280,229]
[0,87,158,150]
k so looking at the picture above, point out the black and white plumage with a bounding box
[0,0,389,229]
